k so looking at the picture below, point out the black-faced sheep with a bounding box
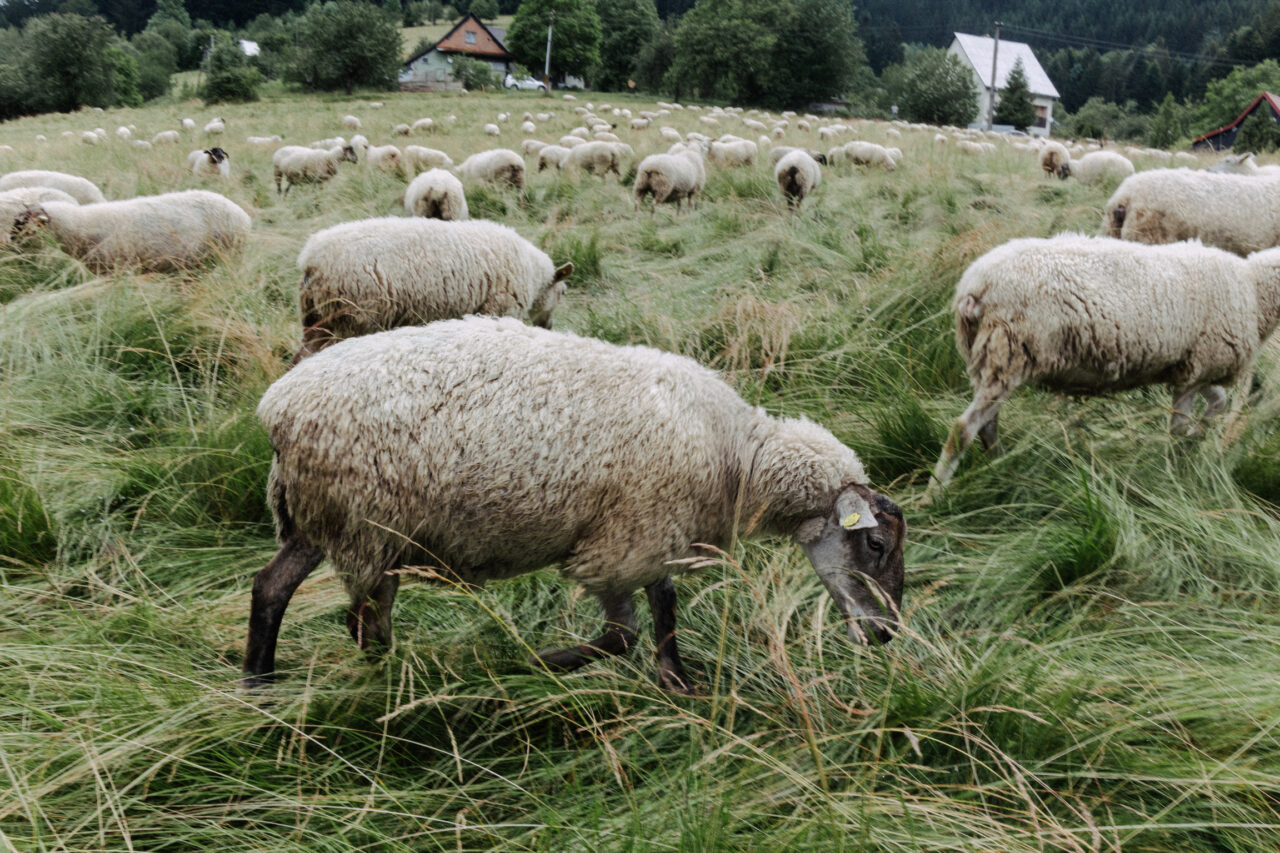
[188,147,230,179]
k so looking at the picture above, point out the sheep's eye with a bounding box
[867,537,884,553]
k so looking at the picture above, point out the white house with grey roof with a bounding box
[948,32,1060,136]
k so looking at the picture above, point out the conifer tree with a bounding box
[994,57,1037,131]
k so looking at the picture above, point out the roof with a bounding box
[1192,91,1280,147]
[238,39,259,57]
[950,33,1060,100]
[404,13,514,65]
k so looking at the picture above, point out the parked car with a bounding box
[504,74,548,92]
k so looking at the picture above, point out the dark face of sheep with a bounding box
[1057,161,1071,179]
[10,206,50,243]
[341,145,358,164]
[206,147,228,164]
[798,485,906,645]
[530,262,574,329]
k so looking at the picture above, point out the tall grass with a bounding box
[3,92,1280,851]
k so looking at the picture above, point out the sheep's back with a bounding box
[1106,170,1280,255]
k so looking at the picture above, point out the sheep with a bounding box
[521,139,548,156]
[342,115,361,131]
[204,117,225,135]
[0,187,78,247]
[521,120,537,135]
[1072,150,1134,185]
[244,317,906,691]
[839,141,897,171]
[247,135,283,145]
[364,144,405,175]
[1103,169,1280,256]
[152,129,180,146]
[272,144,358,195]
[566,140,627,178]
[769,146,827,166]
[0,170,106,204]
[132,140,152,151]
[484,123,501,137]
[659,126,683,144]
[403,168,468,221]
[957,139,991,155]
[456,148,525,190]
[634,145,706,214]
[391,123,411,137]
[11,189,251,273]
[925,234,1280,497]
[1038,140,1072,178]
[80,131,99,146]
[630,117,652,131]
[311,136,346,150]
[775,148,821,209]
[188,147,231,179]
[404,146,453,171]
[115,126,131,142]
[708,138,758,168]
[537,145,572,172]
[412,118,435,134]
[291,218,573,360]
[181,118,196,131]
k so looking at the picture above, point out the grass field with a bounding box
[3,89,1280,851]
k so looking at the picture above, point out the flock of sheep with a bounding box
[2,94,1275,693]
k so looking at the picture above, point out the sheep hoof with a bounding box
[657,668,698,696]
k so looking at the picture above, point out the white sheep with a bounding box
[151,129,179,146]
[838,141,897,171]
[1072,150,1134,185]
[566,140,627,178]
[365,144,405,175]
[247,135,283,145]
[412,118,435,134]
[403,168,468,221]
[775,148,821,209]
[1103,169,1280,256]
[769,146,827,166]
[12,189,250,273]
[0,186,78,247]
[310,136,346,149]
[80,131,100,146]
[204,117,225,135]
[391,123,411,137]
[342,115,361,131]
[244,317,905,691]
[521,139,548,156]
[272,144,358,195]
[115,126,131,142]
[348,134,369,156]
[291,218,572,360]
[659,126,683,144]
[708,138,758,168]
[132,140,152,151]
[456,148,525,190]
[404,146,453,171]
[926,234,1280,496]
[521,120,537,135]
[181,118,196,131]
[0,170,106,204]
[537,145,572,172]
[558,135,585,148]
[1038,140,1072,178]
[484,123,501,137]
[188,147,231,179]
[634,145,706,214]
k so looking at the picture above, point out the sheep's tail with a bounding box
[956,294,983,355]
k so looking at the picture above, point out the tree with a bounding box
[896,48,977,126]
[506,0,602,82]
[23,13,117,113]
[1147,92,1187,148]
[1194,60,1280,135]
[770,0,865,108]
[288,1,402,94]
[148,0,191,28]
[132,29,178,100]
[594,0,659,92]
[202,33,260,102]
[106,43,143,107]
[670,0,789,105]
[470,0,498,19]
[993,57,1036,131]
[1235,110,1280,153]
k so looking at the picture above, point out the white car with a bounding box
[505,74,548,92]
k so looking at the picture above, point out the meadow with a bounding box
[3,89,1280,852]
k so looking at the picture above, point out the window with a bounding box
[465,31,476,44]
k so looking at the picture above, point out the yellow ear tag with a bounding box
[840,512,860,529]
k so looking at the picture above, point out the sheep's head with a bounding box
[206,147,228,164]
[10,205,50,243]
[530,262,574,329]
[340,145,358,164]
[1057,160,1071,179]
[796,484,905,646]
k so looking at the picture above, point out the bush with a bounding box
[1234,111,1280,153]
[288,1,402,94]
[896,48,977,126]
[201,36,260,103]
[451,54,500,90]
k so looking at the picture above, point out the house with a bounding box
[400,13,515,91]
[1193,92,1280,151]
[948,33,1060,137]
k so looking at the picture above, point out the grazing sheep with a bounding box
[558,135,585,148]
[956,140,988,155]
[181,118,196,131]
[1072,150,1134,185]
[484,123,501,137]
[0,187,78,247]
[1103,170,1280,256]
[342,115,361,131]
[634,145,706,214]
[566,140,626,178]
[412,118,435,134]
[1038,140,1072,178]
[926,234,1280,496]
[521,121,537,134]
[348,134,369,156]
[188,147,231,179]
[521,139,548,156]
[659,127,683,144]
[708,138,758,168]
[272,144,358,195]
[630,117,651,131]
[457,148,525,190]
[291,218,572,360]
[769,146,827,166]
[839,141,897,171]
[391,123,411,137]
[537,145,572,172]
[0,170,106,204]
[247,135,283,145]
[11,189,251,273]
[365,144,405,175]
[404,146,453,171]
[311,136,345,150]
[775,149,821,209]
[245,317,905,691]
[204,117,225,135]
[115,126,131,142]
[132,140,152,151]
[403,168,468,221]
[80,131,99,146]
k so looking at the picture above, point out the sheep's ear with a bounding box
[836,489,877,531]
[795,516,826,544]
[554,262,574,281]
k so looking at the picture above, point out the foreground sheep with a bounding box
[457,148,524,190]
[775,149,821,208]
[403,168,467,221]
[1104,170,1280,255]
[0,170,106,204]
[634,145,706,214]
[12,190,251,272]
[245,318,906,691]
[292,217,572,360]
[272,144,358,195]
[926,234,1280,496]
[188,147,230,179]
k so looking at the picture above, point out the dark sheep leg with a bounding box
[346,572,401,658]
[646,576,695,694]
[243,534,325,687]
[533,592,637,671]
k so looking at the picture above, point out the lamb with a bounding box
[364,144,405,175]
[1038,140,1072,178]
[926,234,1280,496]
[774,148,821,209]
[1072,150,1134,185]
[566,140,627,178]
[404,146,453,171]
[634,145,706,214]
[537,145,572,172]
[11,189,251,273]
[291,217,572,360]
[0,170,106,204]
[1103,169,1280,256]
[708,138,758,168]
[188,147,231,179]
[244,317,906,691]
[403,168,468,221]
[272,144,358,195]
[457,148,525,190]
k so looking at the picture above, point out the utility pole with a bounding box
[543,11,554,95]
[986,20,1002,130]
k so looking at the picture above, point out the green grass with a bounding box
[3,94,1280,851]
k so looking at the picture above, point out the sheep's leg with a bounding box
[1169,387,1200,436]
[346,572,400,658]
[243,533,325,687]
[1201,385,1229,420]
[533,591,637,672]
[646,576,694,694]
[977,411,1000,454]
[925,387,1011,500]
